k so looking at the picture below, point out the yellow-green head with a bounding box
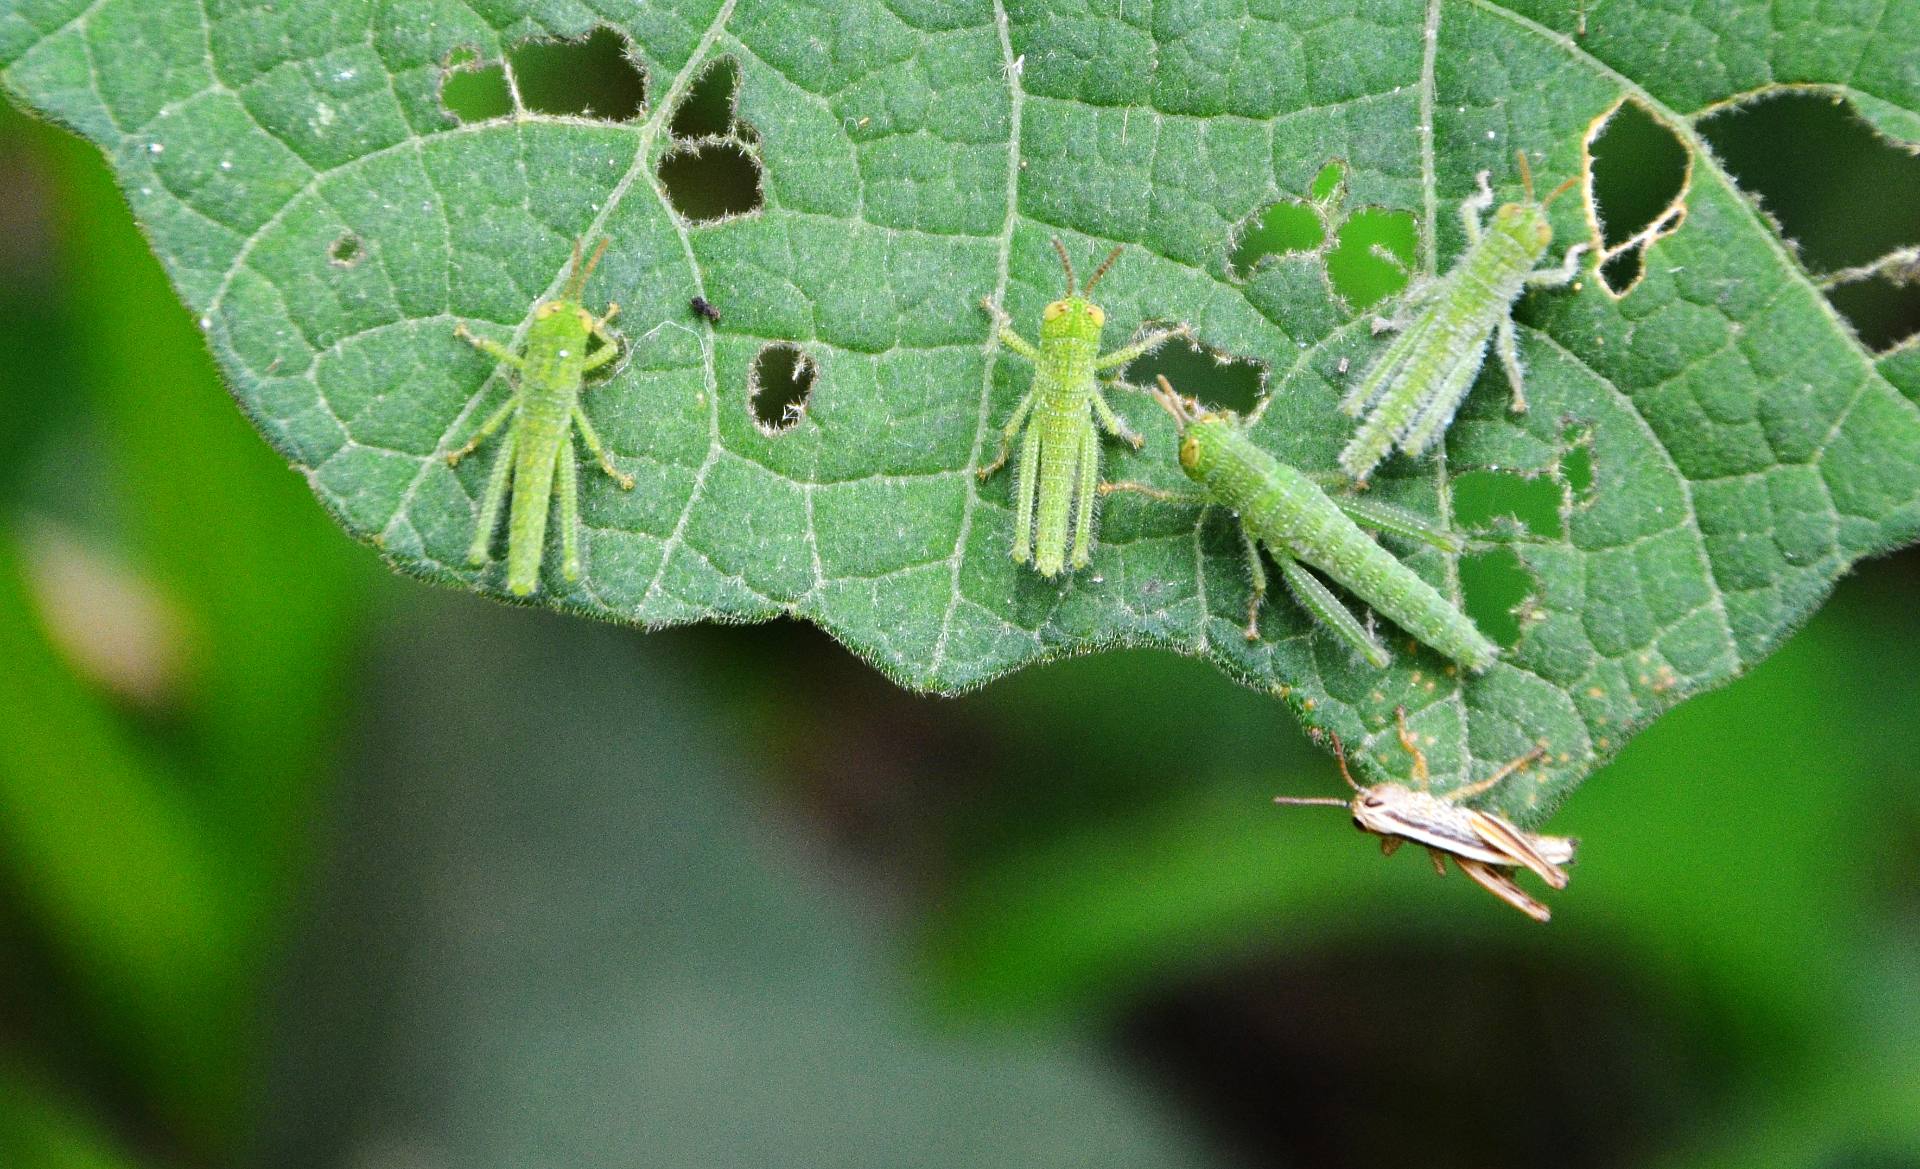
[1492,151,1579,259]
[1038,238,1122,345]
[1146,375,1239,484]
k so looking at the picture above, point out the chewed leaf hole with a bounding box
[1229,161,1414,310]
[1558,426,1596,504]
[1123,339,1265,416]
[1327,208,1416,309]
[1459,547,1533,650]
[1702,92,1920,351]
[441,27,646,123]
[1230,200,1325,277]
[1452,471,1564,539]
[750,343,815,434]
[671,57,741,141]
[1308,160,1345,201]
[1586,99,1690,296]
[658,143,763,223]
[1826,273,1920,352]
[328,232,363,268]
[441,52,510,122]
[512,27,645,119]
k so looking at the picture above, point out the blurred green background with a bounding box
[3,45,1920,1169]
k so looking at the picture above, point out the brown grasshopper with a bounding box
[1276,709,1576,922]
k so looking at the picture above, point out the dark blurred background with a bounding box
[3,39,1919,1169]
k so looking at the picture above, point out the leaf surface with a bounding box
[4,0,1917,819]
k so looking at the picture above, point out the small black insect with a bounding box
[690,295,722,324]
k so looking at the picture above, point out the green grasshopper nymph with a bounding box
[979,240,1190,577]
[1339,152,1589,484]
[1276,710,1574,922]
[1104,377,1498,672]
[446,237,633,596]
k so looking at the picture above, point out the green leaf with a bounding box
[4,0,1918,819]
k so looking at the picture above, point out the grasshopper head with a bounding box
[1039,293,1106,343]
[1347,785,1404,836]
[532,300,597,341]
[1038,238,1124,344]
[1494,200,1554,253]
[1147,375,1238,481]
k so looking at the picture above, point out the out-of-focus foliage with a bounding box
[0,95,373,1147]
[1,7,1919,1169]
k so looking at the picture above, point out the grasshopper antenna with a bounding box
[564,236,611,300]
[1541,176,1580,208]
[1515,150,1536,202]
[1083,245,1126,295]
[1052,237,1077,295]
[1149,375,1192,430]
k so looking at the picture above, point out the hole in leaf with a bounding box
[750,343,815,433]
[1827,275,1920,351]
[657,143,763,223]
[1326,208,1417,309]
[1701,92,1920,350]
[441,52,511,122]
[1559,426,1595,504]
[328,232,363,268]
[1597,248,1641,296]
[1452,471,1563,538]
[1229,200,1324,278]
[1459,547,1531,649]
[670,57,739,140]
[441,28,647,124]
[1587,100,1689,295]
[1123,340,1264,416]
[511,27,646,120]
[1308,160,1345,202]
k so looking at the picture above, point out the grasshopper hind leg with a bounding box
[1010,420,1043,566]
[467,428,518,567]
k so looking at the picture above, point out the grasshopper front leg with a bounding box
[582,304,625,373]
[1459,170,1495,243]
[1093,324,1190,373]
[454,321,526,369]
[980,297,1043,363]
